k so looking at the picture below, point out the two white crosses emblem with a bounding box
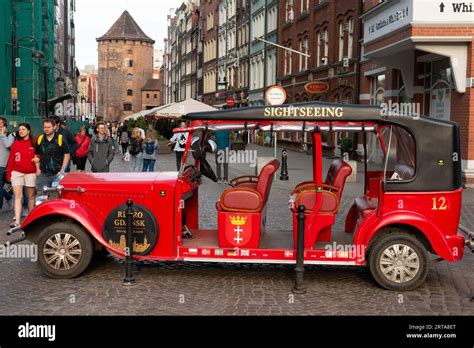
[233,226,244,244]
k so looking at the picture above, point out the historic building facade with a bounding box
[97,11,155,121]
[360,0,474,185]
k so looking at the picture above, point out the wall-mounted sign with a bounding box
[364,0,474,45]
[265,86,287,106]
[103,204,158,256]
[431,88,451,121]
[304,81,330,94]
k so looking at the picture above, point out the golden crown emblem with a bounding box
[230,216,247,226]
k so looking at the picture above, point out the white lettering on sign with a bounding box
[364,0,474,45]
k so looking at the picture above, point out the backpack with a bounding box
[120,131,129,144]
[145,141,155,155]
[178,134,186,148]
[129,139,142,156]
[38,134,63,147]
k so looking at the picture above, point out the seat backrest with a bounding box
[255,159,280,206]
[324,159,352,201]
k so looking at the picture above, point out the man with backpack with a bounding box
[0,117,14,211]
[88,122,115,172]
[167,121,188,171]
[142,131,159,172]
[35,118,70,195]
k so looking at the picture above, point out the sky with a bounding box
[75,0,182,70]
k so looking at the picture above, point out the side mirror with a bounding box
[191,136,202,160]
[206,139,217,154]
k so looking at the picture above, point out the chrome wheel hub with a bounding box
[379,243,420,283]
[43,233,82,270]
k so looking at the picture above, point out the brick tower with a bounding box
[97,10,155,121]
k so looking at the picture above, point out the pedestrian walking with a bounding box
[6,123,39,227]
[87,122,114,173]
[34,118,70,196]
[129,128,143,172]
[168,121,188,171]
[119,128,130,157]
[74,126,91,173]
[54,117,77,173]
[0,117,14,211]
[142,130,159,172]
[215,130,230,184]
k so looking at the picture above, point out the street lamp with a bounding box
[12,36,45,115]
[43,66,65,117]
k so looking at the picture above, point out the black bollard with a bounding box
[280,148,289,180]
[293,205,306,294]
[123,199,136,286]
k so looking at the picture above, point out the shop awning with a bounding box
[124,104,173,121]
[48,93,74,107]
[155,99,216,118]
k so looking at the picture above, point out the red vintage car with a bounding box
[6,102,469,291]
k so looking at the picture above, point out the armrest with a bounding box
[229,175,259,187]
[293,190,339,214]
[219,187,263,212]
[322,184,339,192]
[291,182,319,195]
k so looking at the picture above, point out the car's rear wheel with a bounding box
[37,222,93,279]
[368,231,429,291]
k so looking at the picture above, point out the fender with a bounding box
[21,200,122,254]
[355,210,459,262]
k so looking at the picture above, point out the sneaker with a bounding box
[21,208,29,217]
[9,221,19,228]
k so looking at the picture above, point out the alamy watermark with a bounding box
[380,101,421,119]
[0,242,38,262]
[54,101,96,118]
[216,148,257,168]
[324,242,366,263]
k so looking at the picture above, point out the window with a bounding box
[299,37,308,71]
[146,93,150,99]
[370,74,385,105]
[266,50,276,86]
[381,126,416,182]
[300,0,309,14]
[127,74,133,81]
[128,60,133,67]
[127,89,133,96]
[347,18,354,59]
[284,44,292,75]
[267,6,277,33]
[124,103,132,111]
[128,49,132,54]
[339,22,344,61]
[286,0,294,22]
[317,30,328,67]
[154,94,158,98]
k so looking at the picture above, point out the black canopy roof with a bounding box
[185,102,462,192]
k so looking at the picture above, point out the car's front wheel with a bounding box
[37,222,93,279]
[369,231,429,291]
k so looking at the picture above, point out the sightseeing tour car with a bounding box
[6,102,469,291]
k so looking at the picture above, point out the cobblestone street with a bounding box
[1,145,474,315]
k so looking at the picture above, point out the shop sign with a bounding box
[265,86,287,106]
[304,81,330,94]
[431,88,451,121]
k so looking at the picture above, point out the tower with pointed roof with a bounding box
[97,11,156,121]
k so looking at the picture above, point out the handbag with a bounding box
[73,136,87,165]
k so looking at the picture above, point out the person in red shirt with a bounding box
[74,126,91,173]
[6,123,40,227]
